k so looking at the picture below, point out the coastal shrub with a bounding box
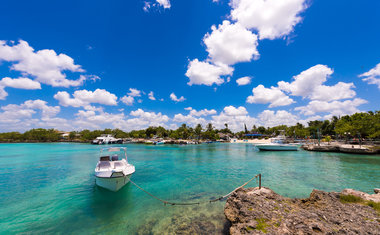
[340,195,380,213]
[339,194,364,203]
[366,201,380,213]
[323,135,331,143]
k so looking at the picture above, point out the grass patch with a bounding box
[366,201,380,213]
[255,218,269,233]
[246,226,254,231]
[340,194,364,203]
[340,194,380,214]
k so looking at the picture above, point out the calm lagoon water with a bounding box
[0,143,379,234]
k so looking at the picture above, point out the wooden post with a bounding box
[259,174,261,189]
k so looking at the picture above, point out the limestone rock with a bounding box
[342,188,380,203]
[224,187,380,234]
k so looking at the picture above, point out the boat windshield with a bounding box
[97,161,111,170]
[100,147,127,160]
[271,138,285,144]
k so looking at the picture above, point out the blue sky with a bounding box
[0,0,379,132]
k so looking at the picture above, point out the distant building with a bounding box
[244,133,269,138]
[218,133,232,141]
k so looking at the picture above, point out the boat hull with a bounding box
[256,145,299,151]
[95,174,132,192]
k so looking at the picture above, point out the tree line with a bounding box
[0,111,379,142]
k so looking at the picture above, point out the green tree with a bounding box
[194,124,203,139]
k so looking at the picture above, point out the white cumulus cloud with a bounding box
[0,99,61,130]
[230,0,308,39]
[143,0,171,12]
[157,0,171,8]
[223,105,248,116]
[278,64,356,101]
[258,110,299,127]
[278,64,333,97]
[127,88,142,97]
[236,76,252,86]
[185,107,217,116]
[247,85,295,107]
[211,106,257,131]
[309,82,356,101]
[295,98,368,116]
[359,63,380,89]
[117,109,170,130]
[120,96,135,106]
[148,91,156,100]
[0,87,7,100]
[170,92,186,102]
[0,77,41,100]
[0,77,41,89]
[186,59,233,86]
[204,20,259,65]
[54,89,118,107]
[173,114,207,126]
[0,40,98,87]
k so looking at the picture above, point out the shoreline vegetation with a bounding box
[0,111,379,146]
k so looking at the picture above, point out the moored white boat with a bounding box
[255,143,299,151]
[94,147,135,191]
[255,134,299,151]
[91,134,123,145]
[153,139,165,145]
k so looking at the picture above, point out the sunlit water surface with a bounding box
[0,143,379,234]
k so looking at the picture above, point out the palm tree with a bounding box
[206,123,213,132]
[195,124,202,140]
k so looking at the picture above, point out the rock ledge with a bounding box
[224,187,380,234]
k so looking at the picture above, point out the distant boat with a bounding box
[255,133,299,151]
[153,139,165,145]
[91,134,123,145]
[94,147,135,192]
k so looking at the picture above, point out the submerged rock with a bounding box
[136,208,229,235]
[224,187,380,234]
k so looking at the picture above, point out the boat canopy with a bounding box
[100,147,127,159]
[103,147,126,152]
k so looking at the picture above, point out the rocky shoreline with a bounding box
[302,143,380,154]
[225,187,380,234]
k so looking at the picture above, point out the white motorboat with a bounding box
[91,134,123,145]
[94,147,135,191]
[255,134,299,151]
[153,139,165,145]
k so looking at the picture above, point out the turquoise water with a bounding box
[0,143,379,234]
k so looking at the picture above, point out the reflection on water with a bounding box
[0,143,379,234]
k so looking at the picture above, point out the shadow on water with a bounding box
[90,182,135,219]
